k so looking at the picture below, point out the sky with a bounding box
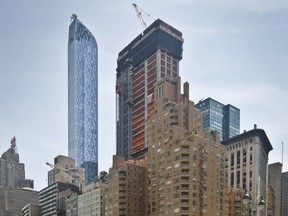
[0,0,288,191]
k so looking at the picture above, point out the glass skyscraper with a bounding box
[68,14,98,184]
[195,97,240,141]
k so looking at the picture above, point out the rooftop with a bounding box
[222,127,273,155]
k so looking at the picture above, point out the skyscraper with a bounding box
[68,14,98,184]
[0,138,38,215]
[146,78,227,215]
[0,137,33,189]
[195,97,240,141]
[116,19,183,160]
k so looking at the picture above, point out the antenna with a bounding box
[282,142,284,167]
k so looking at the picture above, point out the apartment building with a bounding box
[147,78,227,216]
[78,181,107,216]
[105,155,147,216]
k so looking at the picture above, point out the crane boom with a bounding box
[132,3,147,29]
[46,162,69,173]
[46,162,84,187]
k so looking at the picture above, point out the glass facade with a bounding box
[68,15,98,184]
[195,98,240,141]
[223,104,240,141]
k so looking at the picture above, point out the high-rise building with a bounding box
[68,14,98,183]
[147,78,227,215]
[47,155,84,186]
[39,182,80,216]
[282,171,288,216]
[195,97,240,141]
[0,137,34,189]
[0,138,38,215]
[268,162,282,216]
[105,155,147,216]
[222,125,273,215]
[116,19,184,160]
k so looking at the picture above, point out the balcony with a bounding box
[181,149,189,154]
[181,164,190,168]
[181,202,189,206]
[119,211,126,215]
[119,186,126,192]
[181,171,189,176]
[119,205,126,209]
[181,210,190,215]
[181,181,189,187]
[181,193,189,199]
[181,156,189,161]
[119,192,126,197]
[181,186,189,191]
[119,180,126,186]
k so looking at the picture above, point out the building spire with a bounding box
[10,136,16,150]
[70,14,77,22]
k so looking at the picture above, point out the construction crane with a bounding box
[46,162,69,173]
[46,162,83,187]
[132,3,150,29]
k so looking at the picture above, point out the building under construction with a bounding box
[116,19,184,160]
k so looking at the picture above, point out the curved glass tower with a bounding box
[68,14,98,184]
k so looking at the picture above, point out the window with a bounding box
[157,86,163,98]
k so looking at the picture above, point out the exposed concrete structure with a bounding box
[116,19,184,160]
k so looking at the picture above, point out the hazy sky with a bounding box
[1,0,287,191]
